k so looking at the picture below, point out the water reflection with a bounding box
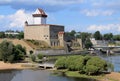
[0,69,20,81]
[101,54,120,72]
[0,70,95,81]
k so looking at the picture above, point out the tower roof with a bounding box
[32,8,47,17]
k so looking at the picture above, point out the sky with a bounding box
[0,0,120,34]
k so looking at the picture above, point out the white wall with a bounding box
[33,17,46,24]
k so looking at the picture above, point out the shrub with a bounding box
[31,55,36,62]
[29,50,33,55]
[7,55,14,63]
[84,65,98,75]
[84,56,108,75]
[55,55,109,75]
[55,57,67,69]
[37,54,43,59]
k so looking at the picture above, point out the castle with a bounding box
[24,8,65,47]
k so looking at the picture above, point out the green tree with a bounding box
[103,33,113,40]
[113,35,120,41]
[13,44,26,60]
[0,40,14,62]
[37,54,43,59]
[55,56,109,75]
[0,40,26,63]
[29,50,33,55]
[85,38,93,49]
[65,30,76,37]
[80,32,92,48]
[16,31,24,39]
[55,57,67,69]
[65,56,84,71]
[94,31,102,40]
[84,56,107,75]
[0,32,5,38]
[31,55,36,62]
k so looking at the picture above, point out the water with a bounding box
[100,54,120,72]
[0,69,95,81]
[0,54,120,81]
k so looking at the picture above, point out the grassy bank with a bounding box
[54,70,120,81]
[54,70,103,80]
[65,71,103,80]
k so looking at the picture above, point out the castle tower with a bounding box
[32,8,47,24]
[58,31,65,47]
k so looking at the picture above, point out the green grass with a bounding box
[65,71,103,79]
[53,70,105,81]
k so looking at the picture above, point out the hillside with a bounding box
[0,39,33,54]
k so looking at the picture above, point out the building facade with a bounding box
[24,8,65,47]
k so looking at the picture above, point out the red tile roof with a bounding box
[58,31,64,34]
[32,8,47,17]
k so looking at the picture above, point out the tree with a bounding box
[80,32,92,48]
[17,31,24,39]
[37,54,43,59]
[0,40,26,63]
[103,33,113,40]
[55,57,67,69]
[70,30,76,37]
[0,32,5,38]
[85,38,93,49]
[84,56,107,75]
[31,55,36,62]
[113,35,120,41]
[65,30,76,37]
[29,50,33,55]
[0,40,14,62]
[55,56,109,75]
[13,44,26,60]
[94,31,102,40]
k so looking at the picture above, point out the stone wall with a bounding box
[24,24,64,47]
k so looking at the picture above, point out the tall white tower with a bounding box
[32,8,47,24]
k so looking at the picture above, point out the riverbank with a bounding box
[0,61,37,70]
[54,70,120,81]
[0,61,120,81]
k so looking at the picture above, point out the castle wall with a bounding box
[24,24,64,47]
[49,25,64,47]
[24,25,50,45]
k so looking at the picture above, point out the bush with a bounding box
[31,55,36,62]
[37,54,43,59]
[66,56,84,71]
[65,56,78,71]
[7,55,14,63]
[0,40,26,63]
[84,56,108,75]
[55,55,109,75]
[55,57,67,69]
[29,50,33,55]
[84,65,98,75]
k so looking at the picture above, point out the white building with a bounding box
[32,8,47,24]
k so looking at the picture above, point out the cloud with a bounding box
[0,0,83,12]
[9,10,33,28]
[80,0,120,16]
[87,24,120,33]
[0,15,4,20]
[0,9,57,31]
[81,9,114,16]
[0,9,33,30]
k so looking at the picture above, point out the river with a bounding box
[0,54,120,81]
[0,69,96,81]
[101,54,120,72]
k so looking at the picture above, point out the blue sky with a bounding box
[0,0,120,34]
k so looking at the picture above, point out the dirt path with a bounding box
[100,72,120,81]
[0,61,34,70]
